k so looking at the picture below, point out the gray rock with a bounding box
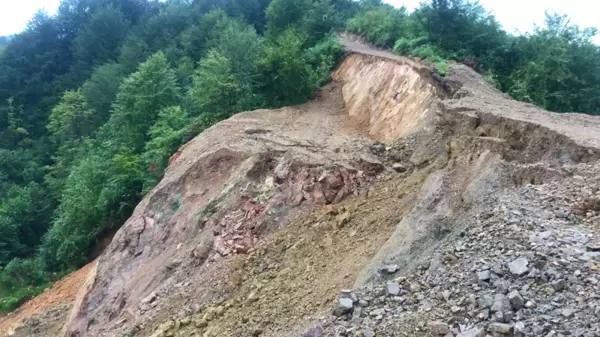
[386,281,400,296]
[490,294,511,313]
[478,294,494,309]
[493,311,504,322]
[477,270,491,282]
[370,308,385,317]
[363,327,375,337]
[493,279,511,293]
[508,290,525,310]
[302,326,324,337]
[351,306,362,323]
[560,308,576,318]
[392,163,407,172]
[341,289,359,303]
[382,264,399,274]
[335,297,353,316]
[456,327,485,337]
[508,257,529,276]
[513,322,525,337]
[442,290,451,301]
[551,279,566,292]
[488,323,511,334]
[339,297,353,309]
[428,321,451,335]
[492,262,504,275]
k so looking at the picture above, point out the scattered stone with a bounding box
[337,298,353,314]
[194,318,208,328]
[493,279,511,293]
[490,294,510,313]
[370,308,385,317]
[586,244,600,252]
[428,321,451,335]
[551,279,567,292]
[442,290,451,301]
[392,163,407,172]
[488,323,511,334]
[386,281,400,296]
[508,257,529,276]
[382,264,399,274]
[363,327,375,337]
[302,326,324,337]
[351,306,362,323]
[525,300,536,309]
[561,308,576,318]
[456,327,485,337]
[508,290,525,310]
[478,294,494,309]
[476,270,491,282]
[513,322,525,337]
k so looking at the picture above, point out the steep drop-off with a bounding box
[7,37,600,337]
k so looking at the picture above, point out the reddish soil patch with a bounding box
[0,261,96,335]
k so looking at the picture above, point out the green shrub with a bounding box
[0,258,49,312]
[393,36,428,55]
[436,61,451,75]
[347,7,407,48]
[410,44,444,63]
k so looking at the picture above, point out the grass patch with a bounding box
[0,283,49,313]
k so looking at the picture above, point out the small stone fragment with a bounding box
[490,294,510,313]
[513,322,525,337]
[382,264,399,274]
[477,270,491,282]
[456,327,485,337]
[488,323,511,334]
[551,279,566,292]
[351,306,362,323]
[508,290,525,310]
[561,308,576,318]
[363,327,375,337]
[478,294,494,309]
[508,257,529,276]
[392,163,407,172]
[302,326,324,337]
[442,290,451,301]
[428,321,451,335]
[586,243,600,252]
[338,298,353,312]
[194,319,208,329]
[387,281,400,296]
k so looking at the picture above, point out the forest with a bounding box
[0,0,599,311]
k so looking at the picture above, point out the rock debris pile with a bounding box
[316,163,600,337]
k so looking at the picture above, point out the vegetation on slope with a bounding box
[0,0,599,311]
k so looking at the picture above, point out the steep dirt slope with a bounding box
[10,37,600,337]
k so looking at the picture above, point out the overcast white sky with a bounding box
[0,0,599,44]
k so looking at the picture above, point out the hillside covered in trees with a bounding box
[0,0,599,312]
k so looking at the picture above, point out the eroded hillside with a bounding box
[7,37,600,337]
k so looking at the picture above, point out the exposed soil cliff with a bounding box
[6,36,600,337]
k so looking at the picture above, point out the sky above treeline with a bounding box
[0,0,599,44]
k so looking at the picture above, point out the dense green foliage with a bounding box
[0,0,599,311]
[346,0,600,113]
[0,0,347,310]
